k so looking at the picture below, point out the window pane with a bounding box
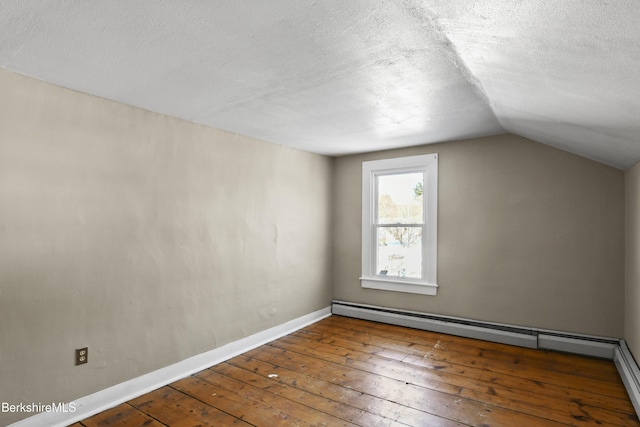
[377,172,424,224]
[376,227,422,278]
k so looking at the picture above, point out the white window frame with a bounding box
[361,154,438,295]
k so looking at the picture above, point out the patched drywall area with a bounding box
[0,69,333,425]
[625,162,640,360]
[333,134,625,337]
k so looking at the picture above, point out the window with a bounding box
[361,154,438,295]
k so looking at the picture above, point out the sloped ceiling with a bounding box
[1,1,639,169]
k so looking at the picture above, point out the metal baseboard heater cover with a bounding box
[331,300,618,358]
[615,341,640,416]
[332,300,640,416]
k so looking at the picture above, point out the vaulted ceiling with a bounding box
[1,1,639,169]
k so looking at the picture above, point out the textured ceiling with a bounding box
[1,1,639,169]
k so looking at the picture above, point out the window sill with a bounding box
[360,277,438,296]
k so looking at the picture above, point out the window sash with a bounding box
[373,224,425,279]
[374,170,425,225]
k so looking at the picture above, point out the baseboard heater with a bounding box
[332,300,640,416]
[332,300,618,357]
[615,341,640,416]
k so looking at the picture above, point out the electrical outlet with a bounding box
[75,347,88,365]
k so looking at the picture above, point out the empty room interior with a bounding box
[2,1,640,426]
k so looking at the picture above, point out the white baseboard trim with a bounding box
[9,306,332,427]
[614,341,640,416]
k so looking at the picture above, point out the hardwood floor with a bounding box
[73,315,639,426]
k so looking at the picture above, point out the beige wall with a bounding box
[333,134,625,337]
[626,162,640,359]
[0,66,631,424]
[0,69,333,424]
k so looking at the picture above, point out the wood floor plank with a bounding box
[186,368,360,426]
[76,316,639,427]
[213,359,465,427]
[289,324,636,414]
[129,386,252,426]
[317,316,620,382]
[245,345,569,426]
[313,318,638,415]
[222,355,468,427]
[172,374,313,426]
[305,319,629,399]
[313,317,617,379]
[202,365,398,427]
[273,333,638,426]
[80,403,167,427]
